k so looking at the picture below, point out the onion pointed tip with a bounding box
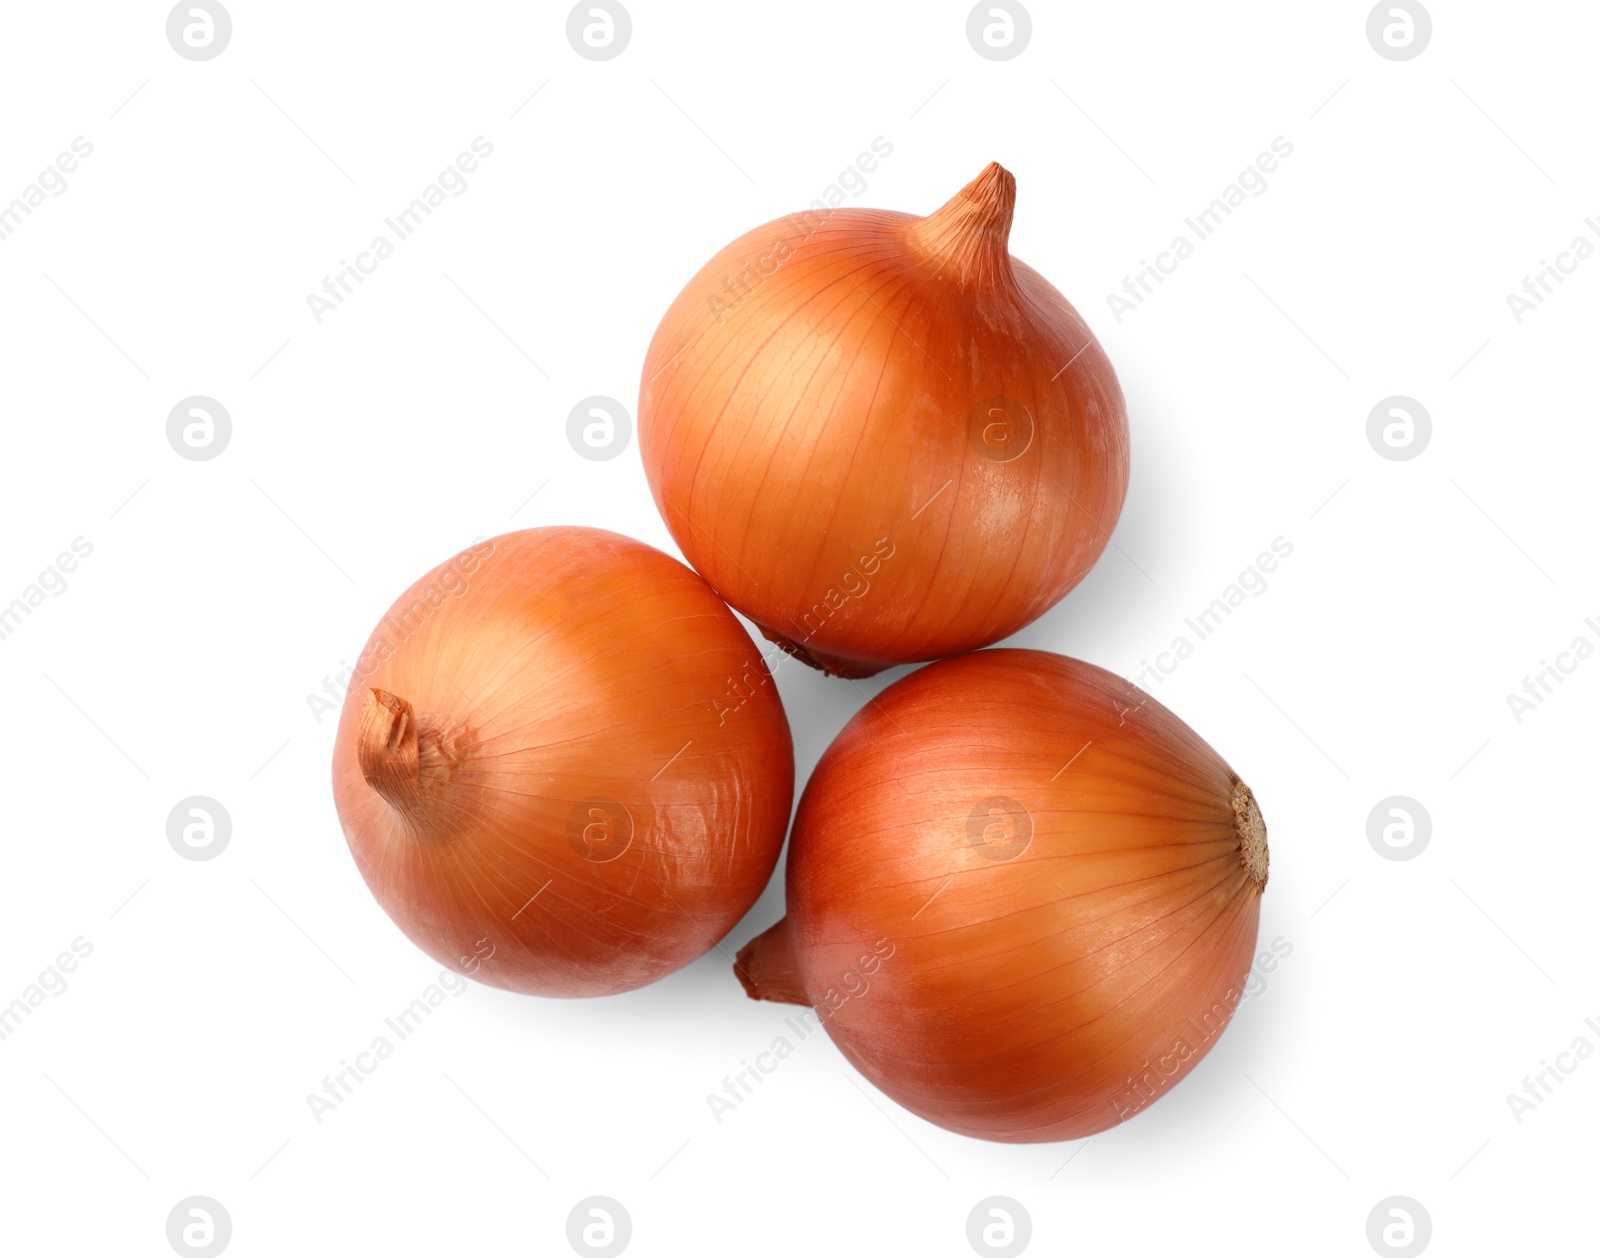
[911,162,1017,290]
[734,918,810,1005]
[359,689,415,770]
[358,688,425,818]
[951,162,1016,227]
[1232,781,1269,891]
[964,161,1017,222]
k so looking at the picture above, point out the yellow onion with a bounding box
[331,527,793,997]
[639,163,1129,678]
[736,649,1267,1141]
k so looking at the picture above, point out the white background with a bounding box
[1,2,1595,1254]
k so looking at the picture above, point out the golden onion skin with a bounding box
[333,527,794,998]
[639,165,1129,678]
[738,649,1266,1142]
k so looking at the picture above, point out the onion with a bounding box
[639,163,1128,678]
[331,527,794,998]
[735,649,1267,1142]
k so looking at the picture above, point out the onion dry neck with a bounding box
[905,160,1019,297]
[735,918,808,1006]
[357,688,475,833]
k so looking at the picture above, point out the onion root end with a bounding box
[1232,781,1269,891]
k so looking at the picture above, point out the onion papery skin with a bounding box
[736,649,1267,1142]
[639,163,1128,678]
[332,527,794,998]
